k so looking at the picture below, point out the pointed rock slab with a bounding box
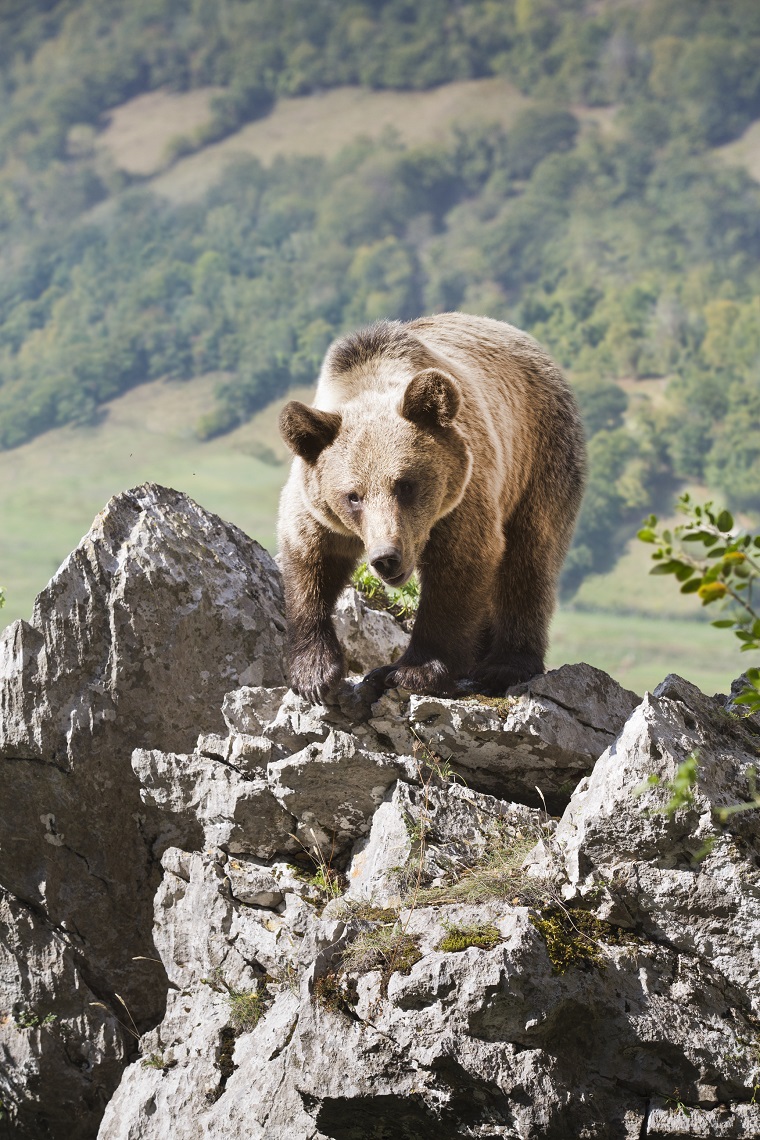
[532,674,760,1012]
[370,663,640,810]
[0,484,288,1137]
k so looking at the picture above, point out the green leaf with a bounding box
[716,510,734,533]
[733,690,760,708]
[707,547,726,558]
[682,531,713,543]
[637,528,656,543]
[680,579,702,594]
[703,535,719,547]
[650,561,682,575]
[711,619,735,628]
[674,564,695,582]
[735,631,754,641]
[745,668,760,683]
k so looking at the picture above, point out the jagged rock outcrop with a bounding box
[95,670,760,1140]
[0,484,288,1138]
[3,484,760,1140]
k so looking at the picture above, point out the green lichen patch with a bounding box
[464,694,520,718]
[529,908,639,975]
[436,921,501,953]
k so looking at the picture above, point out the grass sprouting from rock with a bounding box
[341,923,423,982]
[412,827,549,908]
[226,986,268,1034]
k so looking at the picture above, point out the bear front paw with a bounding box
[373,658,458,697]
[289,639,345,705]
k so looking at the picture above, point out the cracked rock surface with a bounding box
[0,484,287,1138]
[3,485,760,1139]
[100,673,760,1140]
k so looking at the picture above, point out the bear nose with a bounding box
[369,547,402,581]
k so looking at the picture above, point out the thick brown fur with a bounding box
[277,313,586,702]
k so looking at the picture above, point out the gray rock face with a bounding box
[97,670,760,1140]
[370,662,640,809]
[531,673,760,1010]
[0,484,288,1138]
[332,587,409,674]
[6,487,760,1140]
[346,779,546,907]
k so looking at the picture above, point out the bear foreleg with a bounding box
[280,526,361,704]
[367,513,498,697]
[469,492,572,695]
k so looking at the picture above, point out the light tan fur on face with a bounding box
[306,395,472,582]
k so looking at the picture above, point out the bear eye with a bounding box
[347,491,361,506]
[395,480,415,502]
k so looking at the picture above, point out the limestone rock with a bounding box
[370,662,640,809]
[267,729,406,852]
[6,484,760,1140]
[346,778,547,907]
[0,887,127,1140]
[332,587,409,674]
[132,746,298,858]
[531,673,760,1011]
[0,484,288,1137]
[96,671,760,1139]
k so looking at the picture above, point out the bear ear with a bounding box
[279,402,342,463]
[401,369,461,431]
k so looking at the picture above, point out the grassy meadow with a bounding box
[0,375,302,623]
[1,375,748,697]
[3,48,758,700]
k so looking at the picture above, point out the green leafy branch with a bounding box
[638,494,760,715]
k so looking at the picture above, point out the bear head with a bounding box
[279,369,472,586]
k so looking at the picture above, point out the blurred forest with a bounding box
[1,0,760,595]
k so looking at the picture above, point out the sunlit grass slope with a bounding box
[2,372,747,697]
[0,375,307,626]
[548,610,745,699]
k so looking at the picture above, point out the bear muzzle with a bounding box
[368,545,409,586]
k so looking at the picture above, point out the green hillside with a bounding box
[1,0,759,693]
[0,372,748,695]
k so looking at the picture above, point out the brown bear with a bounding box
[277,312,586,703]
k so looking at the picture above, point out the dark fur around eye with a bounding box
[347,491,361,506]
[395,480,415,503]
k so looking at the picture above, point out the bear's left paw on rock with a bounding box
[468,655,544,696]
[367,658,459,697]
